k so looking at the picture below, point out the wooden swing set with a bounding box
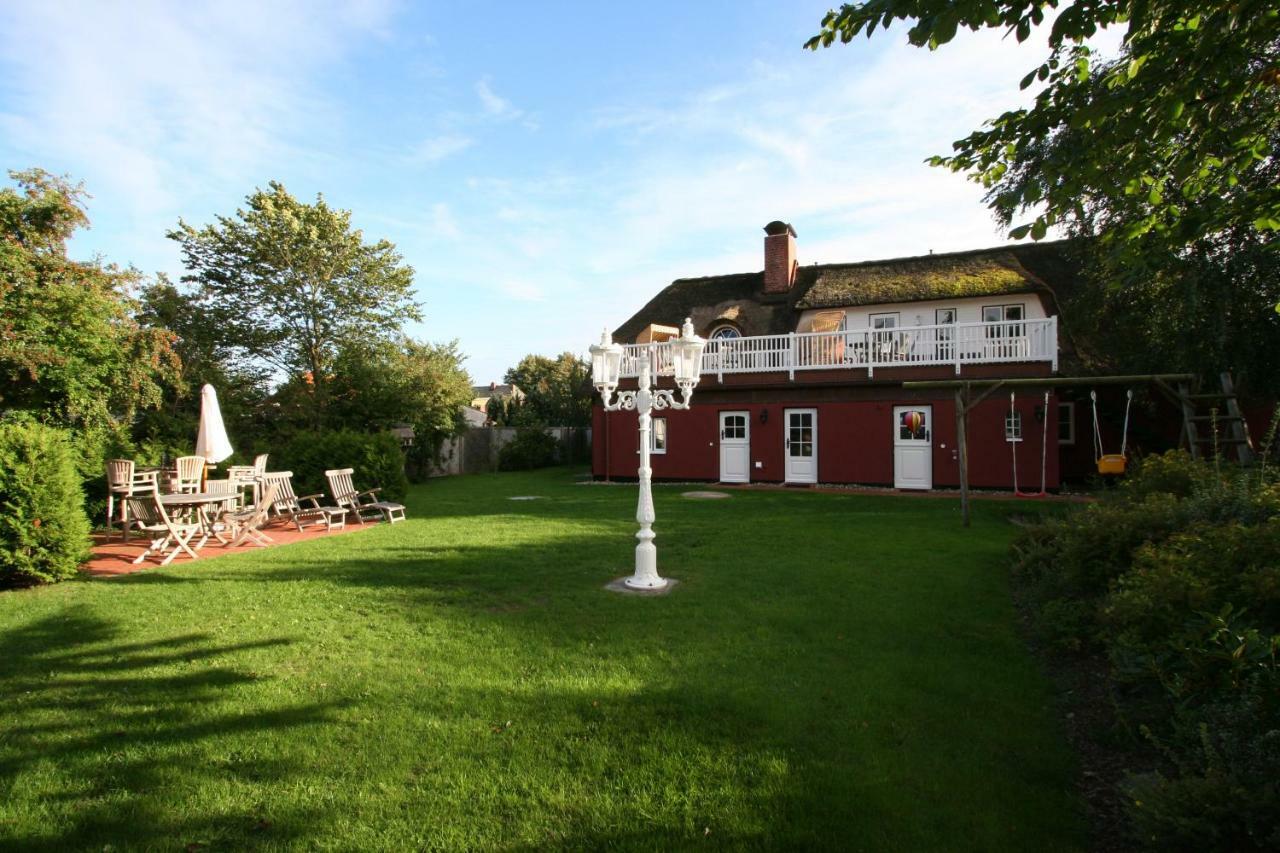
[902,373,1208,527]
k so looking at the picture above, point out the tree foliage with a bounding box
[168,182,421,427]
[807,2,1280,262]
[0,418,90,586]
[134,277,271,459]
[501,353,592,427]
[0,169,179,457]
[325,338,473,451]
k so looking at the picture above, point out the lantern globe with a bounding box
[672,317,706,385]
[589,330,623,391]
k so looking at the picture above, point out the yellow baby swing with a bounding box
[1091,388,1133,475]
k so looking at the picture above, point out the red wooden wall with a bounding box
[593,393,1061,490]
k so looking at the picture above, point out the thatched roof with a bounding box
[614,241,1076,342]
[614,272,795,341]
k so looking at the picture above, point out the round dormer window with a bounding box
[708,325,741,341]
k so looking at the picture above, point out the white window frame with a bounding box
[721,413,747,440]
[869,312,900,330]
[1058,401,1075,445]
[708,324,741,341]
[1005,409,1023,442]
[650,417,667,454]
[935,307,957,325]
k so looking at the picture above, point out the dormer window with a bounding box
[708,325,741,341]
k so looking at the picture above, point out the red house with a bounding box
[593,221,1084,491]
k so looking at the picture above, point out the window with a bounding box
[650,417,667,453]
[869,313,900,359]
[721,414,746,440]
[1005,409,1023,442]
[935,308,957,359]
[899,409,929,441]
[709,325,741,341]
[1058,402,1075,445]
[983,303,1026,334]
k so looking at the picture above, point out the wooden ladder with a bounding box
[1177,372,1255,463]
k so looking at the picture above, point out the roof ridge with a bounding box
[803,240,1069,273]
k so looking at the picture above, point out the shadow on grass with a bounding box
[0,608,346,850]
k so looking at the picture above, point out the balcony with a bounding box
[620,317,1058,380]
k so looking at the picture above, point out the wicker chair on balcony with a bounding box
[324,468,406,525]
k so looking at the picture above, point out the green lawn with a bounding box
[0,469,1082,851]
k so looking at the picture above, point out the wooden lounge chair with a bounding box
[263,471,346,532]
[126,491,202,566]
[324,468,406,524]
[217,482,280,548]
[105,459,159,541]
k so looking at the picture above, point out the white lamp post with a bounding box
[591,317,706,590]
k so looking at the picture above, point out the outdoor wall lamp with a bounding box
[590,317,706,590]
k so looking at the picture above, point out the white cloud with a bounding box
[431,202,462,240]
[475,77,522,119]
[0,0,397,269]
[409,134,474,164]
[498,280,545,302]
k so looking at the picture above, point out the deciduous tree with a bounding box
[807,2,1280,266]
[0,169,179,458]
[168,182,421,427]
[502,353,592,427]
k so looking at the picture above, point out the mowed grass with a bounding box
[0,469,1081,851]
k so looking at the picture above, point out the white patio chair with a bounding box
[324,468,406,524]
[217,482,280,548]
[173,455,205,494]
[105,459,159,542]
[126,491,202,566]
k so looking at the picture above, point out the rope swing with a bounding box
[1010,391,1050,498]
[1092,388,1133,475]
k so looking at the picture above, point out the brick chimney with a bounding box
[763,220,797,294]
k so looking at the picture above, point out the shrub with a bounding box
[1012,493,1188,604]
[1126,665,1280,851]
[1105,522,1280,668]
[1120,450,1207,502]
[498,429,558,471]
[0,420,91,587]
[276,430,408,502]
[1010,429,1280,849]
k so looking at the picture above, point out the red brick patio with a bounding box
[83,517,380,578]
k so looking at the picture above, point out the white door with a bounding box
[784,408,818,484]
[719,411,750,483]
[893,405,933,489]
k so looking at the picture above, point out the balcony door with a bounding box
[893,405,932,490]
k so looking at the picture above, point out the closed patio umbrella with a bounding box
[195,384,234,486]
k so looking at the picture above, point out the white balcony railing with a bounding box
[620,317,1058,380]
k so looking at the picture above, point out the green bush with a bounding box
[276,430,408,503]
[1120,450,1207,502]
[1011,434,1280,848]
[498,429,558,471]
[1105,522,1280,669]
[1126,661,1280,851]
[0,420,91,587]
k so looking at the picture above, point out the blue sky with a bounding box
[0,1,1104,383]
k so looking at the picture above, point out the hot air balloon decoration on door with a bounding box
[900,409,926,440]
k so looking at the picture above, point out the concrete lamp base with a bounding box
[604,576,679,596]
